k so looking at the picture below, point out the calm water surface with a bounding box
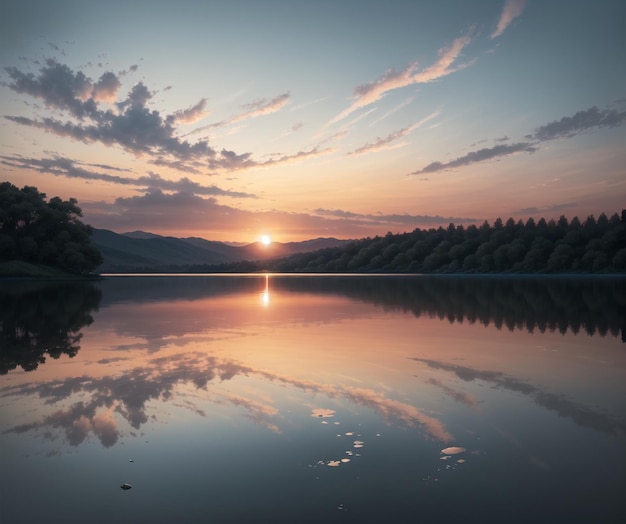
[1,275,625,523]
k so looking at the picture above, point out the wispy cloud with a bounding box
[167,98,209,125]
[411,104,626,174]
[313,208,476,226]
[259,146,335,167]
[348,110,440,156]
[0,154,255,198]
[328,34,473,126]
[213,93,290,127]
[290,96,328,112]
[529,106,626,141]
[368,96,415,128]
[491,0,527,39]
[412,142,537,174]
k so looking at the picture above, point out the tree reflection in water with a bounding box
[266,275,626,341]
[0,280,102,374]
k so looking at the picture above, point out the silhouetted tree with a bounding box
[0,182,102,274]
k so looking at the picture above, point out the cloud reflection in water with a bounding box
[2,351,454,450]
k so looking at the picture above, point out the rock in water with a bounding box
[120,483,132,490]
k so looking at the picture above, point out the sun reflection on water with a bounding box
[260,273,270,307]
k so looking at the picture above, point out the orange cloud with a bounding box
[491,0,526,39]
[329,34,472,126]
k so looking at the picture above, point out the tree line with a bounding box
[0,182,102,275]
[204,211,626,273]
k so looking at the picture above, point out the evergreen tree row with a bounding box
[210,211,626,274]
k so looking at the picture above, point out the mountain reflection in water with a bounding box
[0,275,624,523]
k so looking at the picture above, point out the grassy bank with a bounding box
[0,261,98,279]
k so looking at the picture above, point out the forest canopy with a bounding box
[0,182,102,275]
[204,211,626,274]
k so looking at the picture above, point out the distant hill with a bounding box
[91,229,350,272]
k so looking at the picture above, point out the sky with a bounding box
[1,0,625,243]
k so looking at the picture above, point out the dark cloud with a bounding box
[149,157,205,175]
[79,191,476,243]
[529,106,626,141]
[2,60,260,170]
[3,61,315,172]
[0,154,255,198]
[212,148,255,170]
[412,142,537,174]
[5,59,96,118]
[516,202,578,215]
[313,208,477,226]
[494,135,509,142]
[412,104,626,175]
[411,358,626,436]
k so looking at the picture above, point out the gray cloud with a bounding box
[2,60,276,171]
[0,154,255,199]
[92,71,122,103]
[313,208,477,226]
[5,59,96,117]
[529,106,626,141]
[78,189,475,239]
[411,104,626,175]
[412,142,538,175]
[516,202,578,215]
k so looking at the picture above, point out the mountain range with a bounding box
[91,229,350,272]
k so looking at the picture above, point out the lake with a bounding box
[1,274,625,523]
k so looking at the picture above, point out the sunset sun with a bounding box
[260,235,272,246]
